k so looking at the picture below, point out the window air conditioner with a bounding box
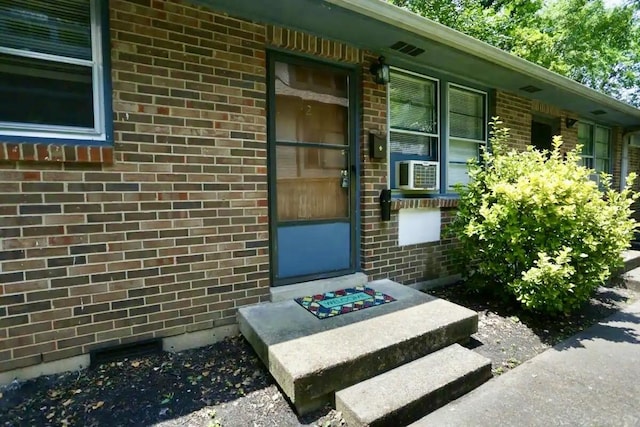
[396,160,440,191]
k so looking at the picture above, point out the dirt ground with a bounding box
[1,284,637,427]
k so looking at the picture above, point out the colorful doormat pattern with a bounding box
[294,286,396,319]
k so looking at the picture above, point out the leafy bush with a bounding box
[450,119,638,314]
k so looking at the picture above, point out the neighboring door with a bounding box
[268,54,357,286]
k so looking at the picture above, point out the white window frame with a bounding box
[0,0,107,142]
[387,67,440,189]
[578,121,611,174]
[446,83,488,191]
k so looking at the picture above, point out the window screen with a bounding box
[0,0,92,60]
[388,70,439,190]
[449,87,485,141]
[579,122,610,174]
[389,72,437,135]
[0,0,103,136]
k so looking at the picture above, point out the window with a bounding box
[388,70,439,190]
[578,122,610,175]
[0,0,109,143]
[447,85,487,190]
[388,69,488,193]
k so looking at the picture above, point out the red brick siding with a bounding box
[496,91,579,153]
[495,90,532,150]
[0,0,269,373]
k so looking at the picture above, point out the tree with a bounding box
[388,0,640,106]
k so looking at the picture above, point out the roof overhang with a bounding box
[192,0,640,128]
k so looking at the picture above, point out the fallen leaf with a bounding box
[62,399,73,407]
[46,413,55,420]
[91,401,104,410]
[73,389,82,395]
[184,363,191,368]
[201,371,210,377]
[131,361,141,368]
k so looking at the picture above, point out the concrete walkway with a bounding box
[414,299,640,427]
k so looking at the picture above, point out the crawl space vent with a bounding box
[90,338,162,368]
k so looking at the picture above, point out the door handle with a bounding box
[340,169,349,188]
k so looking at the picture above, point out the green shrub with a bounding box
[450,119,638,314]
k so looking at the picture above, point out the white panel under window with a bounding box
[398,208,441,246]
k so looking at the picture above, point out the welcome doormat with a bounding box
[294,286,396,319]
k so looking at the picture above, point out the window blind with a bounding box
[389,73,437,134]
[0,0,92,61]
[449,87,484,140]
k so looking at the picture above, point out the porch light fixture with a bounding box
[370,56,390,85]
[565,118,578,128]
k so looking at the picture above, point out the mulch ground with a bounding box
[429,283,640,375]
[1,283,638,427]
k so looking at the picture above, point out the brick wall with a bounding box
[626,141,640,221]
[359,53,460,284]
[495,90,532,150]
[0,0,270,374]
[495,90,579,152]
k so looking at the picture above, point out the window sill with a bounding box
[0,141,113,164]
[391,197,459,211]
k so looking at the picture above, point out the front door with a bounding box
[268,54,357,285]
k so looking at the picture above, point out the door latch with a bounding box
[340,169,349,188]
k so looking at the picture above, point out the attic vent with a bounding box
[390,41,425,57]
[519,85,542,93]
[591,109,607,115]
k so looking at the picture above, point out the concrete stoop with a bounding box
[621,266,640,291]
[336,344,492,427]
[238,278,484,418]
[613,250,640,290]
[621,250,640,274]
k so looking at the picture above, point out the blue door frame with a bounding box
[267,51,361,286]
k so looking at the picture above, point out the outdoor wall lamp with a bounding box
[566,118,578,128]
[370,56,390,85]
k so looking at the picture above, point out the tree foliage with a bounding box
[389,0,640,106]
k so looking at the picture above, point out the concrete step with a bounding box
[238,279,478,414]
[621,266,640,291]
[621,250,640,274]
[270,272,367,303]
[335,343,492,427]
